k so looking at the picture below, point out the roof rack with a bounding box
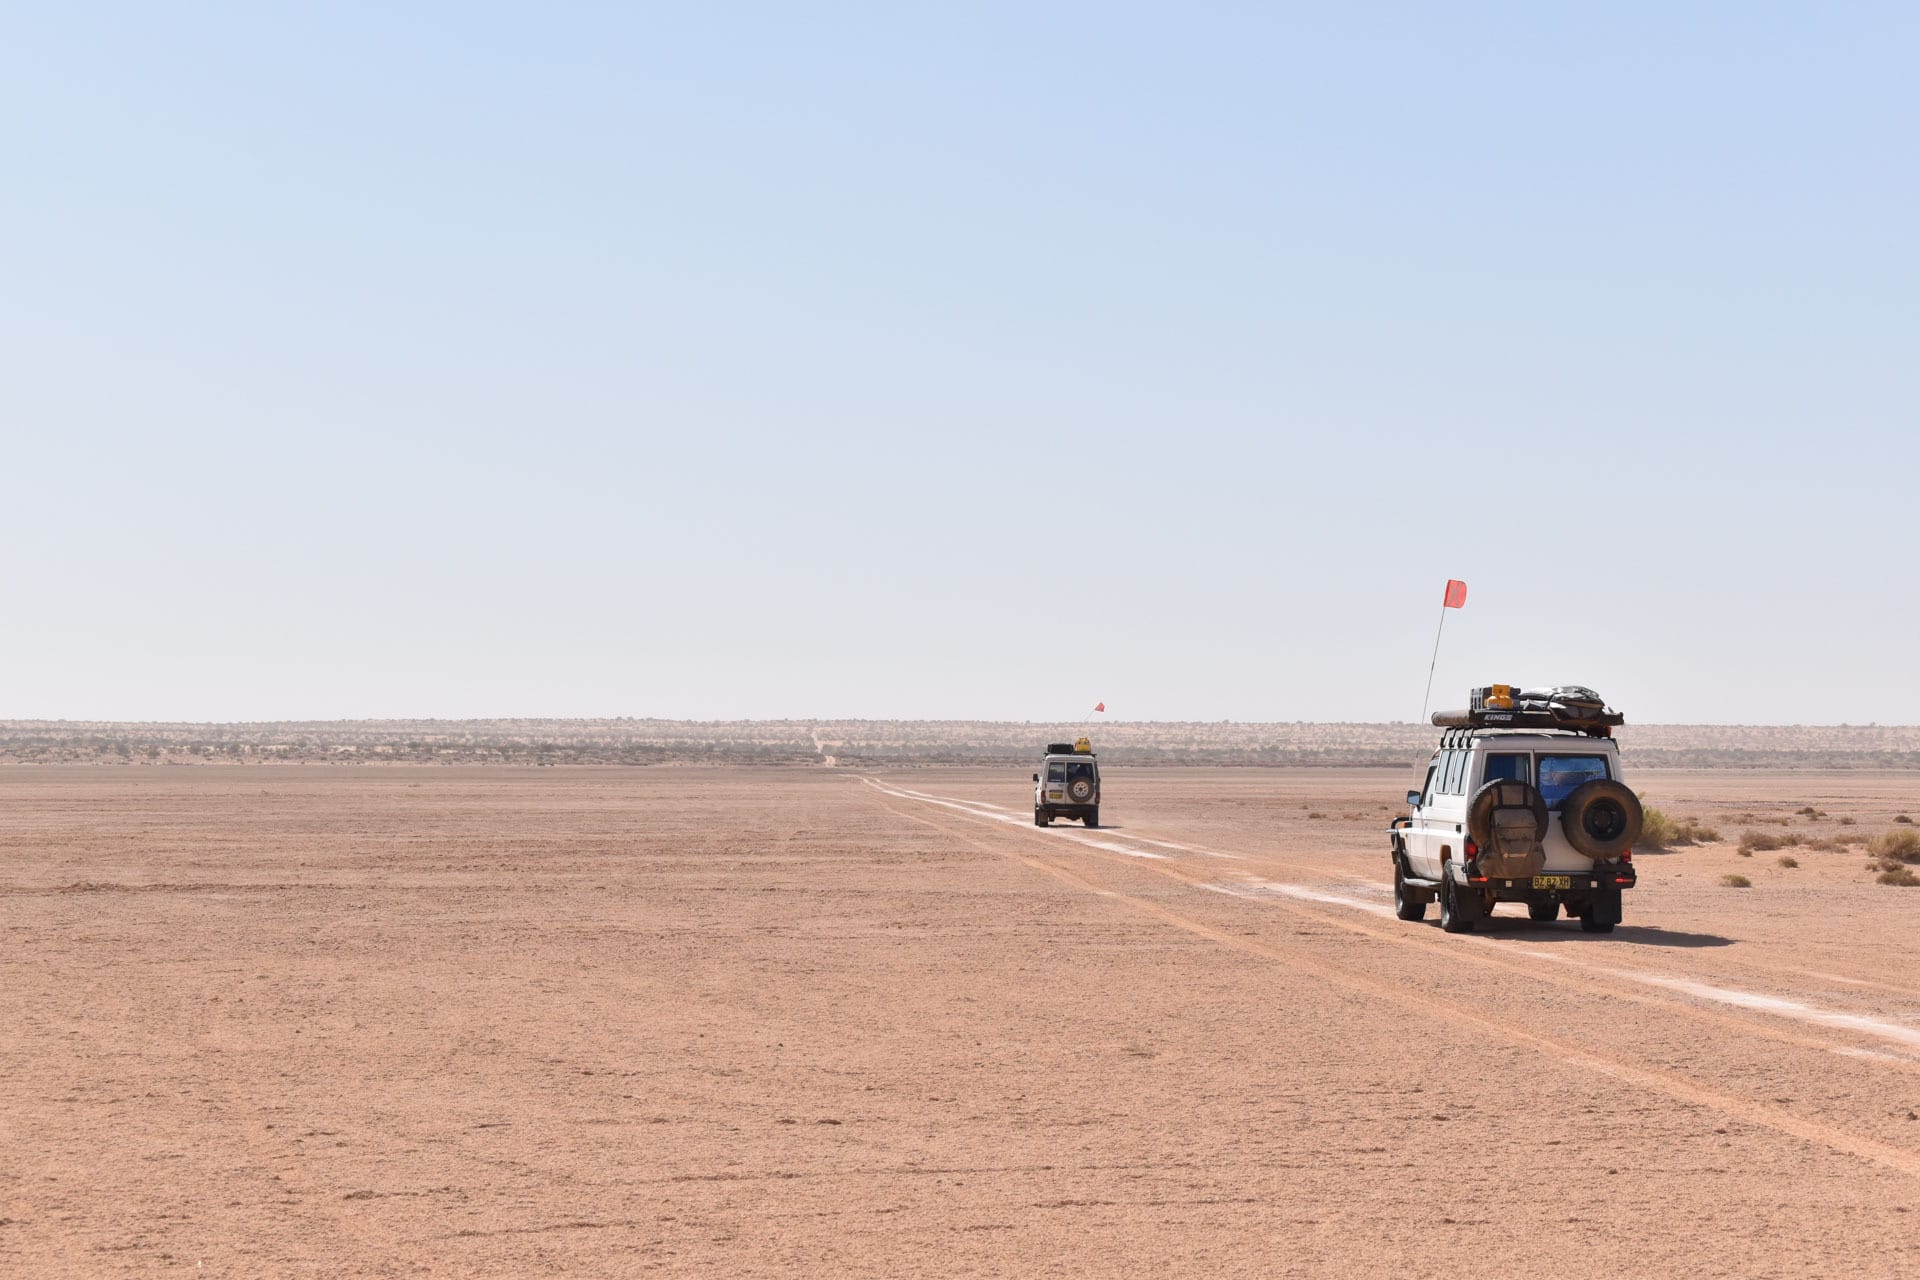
[1435,725,1613,749]
[1431,684,1623,738]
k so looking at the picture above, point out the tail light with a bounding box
[1463,838,1490,882]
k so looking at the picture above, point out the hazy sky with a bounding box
[5,4,1916,724]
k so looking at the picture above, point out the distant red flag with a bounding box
[1093,702,1106,713]
[1443,579,1468,609]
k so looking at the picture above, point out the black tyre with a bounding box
[1466,779,1549,846]
[1580,887,1622,934]
[1084,809,1099,828]
[1560,780,1644,860]
[1035,808,1052,827]
[1067,777,1096,805]
[1394,857,1427,922]
[1439,875,1478,933]
[1527,900,1559,922]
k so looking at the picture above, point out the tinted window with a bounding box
[1483,753,1530,785]
[1537,754,1609,806]
[1047,762,1065,782]
[1065,761,1096,785]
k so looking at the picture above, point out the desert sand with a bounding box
[3,764,1919,1277]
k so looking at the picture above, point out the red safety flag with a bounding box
[1443,579,1468,609]
[1093,702,1106,713]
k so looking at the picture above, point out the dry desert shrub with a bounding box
[1777,855,1799,868]
[1868,828,1920,864]
[1878,865,1920,887]
[1640,806,1722,849]
[1838,816,1857,826]
[1897,814,1915,825]
[1738,829,1789,855]
[1720,874,1752,888]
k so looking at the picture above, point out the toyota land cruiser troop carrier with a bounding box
[1034,738,1100,827]
[1388,685,1643,934]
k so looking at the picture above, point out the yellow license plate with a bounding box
[1532,875,1573,890]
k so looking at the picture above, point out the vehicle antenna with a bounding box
[1420,580,1469,722]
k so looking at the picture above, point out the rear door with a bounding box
[1042,760,1067,808]
[1535,749,1617,871]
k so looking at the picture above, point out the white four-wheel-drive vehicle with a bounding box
[1389,685,1643,934]
[1034,739,1100,827]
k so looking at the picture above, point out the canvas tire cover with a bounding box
[1466,779,1549,846]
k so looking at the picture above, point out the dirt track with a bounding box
[3,765,1919,1277]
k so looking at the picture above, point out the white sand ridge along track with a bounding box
[859,773,1920,1184]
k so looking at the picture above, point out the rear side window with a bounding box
[1537,755,1610,806]
[1443,749,1467,796]
[1483,753,1530,785]
[1047,762,1066,782]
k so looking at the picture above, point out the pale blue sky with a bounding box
[4,4,1916,723]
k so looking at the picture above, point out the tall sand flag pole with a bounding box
[1420,580,1469,723]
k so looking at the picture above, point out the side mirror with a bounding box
[1032,773,1040,783]
[1406,790,1423,808]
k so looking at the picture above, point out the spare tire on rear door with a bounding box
[1067,776,1095,804]
[1466,779,1549,847]
[1560,779,1643,860]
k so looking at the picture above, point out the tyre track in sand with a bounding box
[857,778,1920,1184]
[861,778,1920,1068]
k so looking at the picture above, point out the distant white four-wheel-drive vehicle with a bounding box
[1034,738,1101,828]
[1391,685,1643,934]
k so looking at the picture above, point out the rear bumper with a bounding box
[1463,866,1635,898]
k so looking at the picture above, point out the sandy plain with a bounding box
[3,765,1919,1278]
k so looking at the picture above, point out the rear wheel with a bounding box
[1394,857,1427,921]
[1580,888,1621,933]
[1035,808,1051,827]
[1084,809,1099,828]
[1528,900,1559,922]
[1439,875,1478,933]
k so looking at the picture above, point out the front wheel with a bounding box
[1394,857,1427,921]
